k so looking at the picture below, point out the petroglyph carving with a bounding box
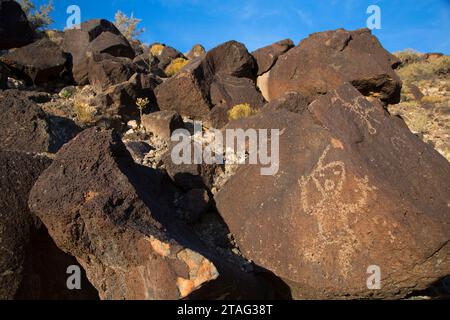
[331,92,380,135]
[298,143,375,276]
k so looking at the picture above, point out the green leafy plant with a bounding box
[59,88,73,100]
[19,0,54,31]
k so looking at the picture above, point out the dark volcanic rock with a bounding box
[80,19,122,40]
[204,41,256,80]
[186,44,206,60]
[163,156,219,192]
[252,39,294,76]
[141,110,185,140]
[0,0,34,50]
[0,90,81,153]
[89,31,135,59]
[0,60,8,89]
[29,127,268,300]
[0,151,51,299]
[62,19,135,85]
[262,91,312,114]
[0,150,98,300]
[0,39,72,88]
[157,46,185,70]
[155,58,212,120]
[215,83,450,299]
[210,75,266,109]
[267,28,402,104]
[125,141,153,164]
[179,189,210,223]
[209,74,266,127]
[14,224,99,300]
[155,41,260,122]
[87,53,137,90]
[93,73,161,122]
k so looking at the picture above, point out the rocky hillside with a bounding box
[0,0,449,300]
[389,50,450,161]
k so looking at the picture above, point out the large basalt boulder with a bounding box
[204,40,256,79]
[87,53,137,90]
[215,83,450,299]
[252,39,294,76]
[185,44,206,60]
[89,31,135,59]
[0,0,34,50]
[262,91,312,114]
[62,19,135,85]
[157,46,185,70]
[267,28,402,104]
[28,127,268,300]
[0,39,72,88]
[0,90,81,153]
[155,58,212,120]
[155,41,260,122]
[209,74,266,127]
[210,75,266,109]
[0,150,98,300]
[141,110,184,140]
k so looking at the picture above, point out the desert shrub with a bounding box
[421,95,445,104]
[136,97,149,128]
[407,112,429,134]
[164,58,189,77]
[394,49,423,66]
[395,101,420,109]
[74,103,96,125]
[45,29,57,39]
[397,55,450,82]
[19,0,54,31]
[434,56,450,75]
[150,44,165,57]
[190,44,205,57]
[59,88,73,99]
[227,104,259,121]
[114,10,144,41]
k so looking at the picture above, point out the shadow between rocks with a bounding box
[115,153,292,299]
[15,224,99,300]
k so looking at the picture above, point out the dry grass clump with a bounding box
[395,51,450,83]
[190,44,206,57]
[164,57,189,77]
[74,103,96,125]
[227,103,259,121]
[394,49,423,65]
[421,95,445,104]
[150,44,165,57]
[406,112,429,134]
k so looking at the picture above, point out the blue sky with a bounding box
[36,0,450,54]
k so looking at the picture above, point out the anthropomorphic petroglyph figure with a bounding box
[298,143,375,276]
